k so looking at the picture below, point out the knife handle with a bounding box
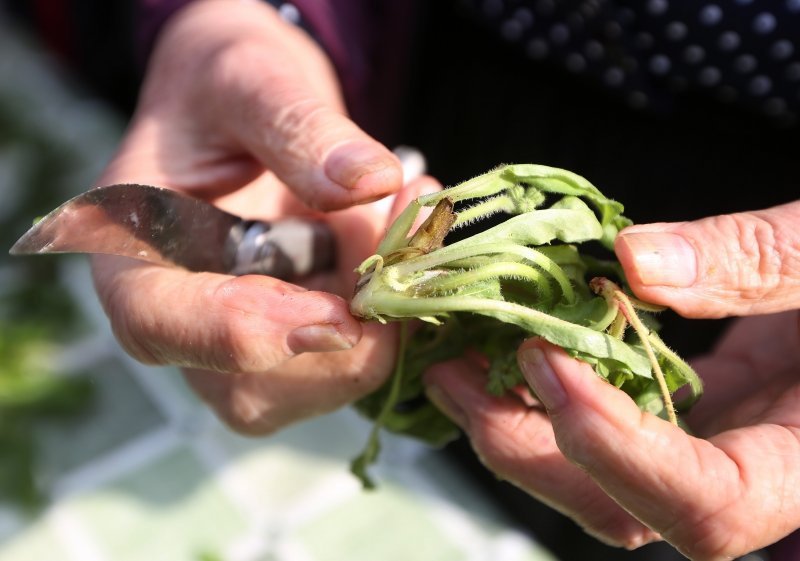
[224,219,336,278]
[222,147,425,278]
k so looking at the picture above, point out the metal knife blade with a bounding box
[9,184,335,279]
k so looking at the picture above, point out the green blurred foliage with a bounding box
[1,89,96,510]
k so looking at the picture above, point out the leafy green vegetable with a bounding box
[0,320,93,507]
[349,164,703,487]
[0,274,94,508]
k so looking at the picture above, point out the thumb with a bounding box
[155,0,404,211]
[226,82,402,211]
[208,35,402,210]
[517,339,800,559]
[615,200,800,318]
[92,256,362,374]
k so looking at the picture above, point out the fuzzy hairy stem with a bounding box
[615,289,678,425]
[416,261,554,303]
[391,242,575,304]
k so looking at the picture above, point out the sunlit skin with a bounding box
[91,0,440,433]
[426,203,800,560]
[90,0,800,557]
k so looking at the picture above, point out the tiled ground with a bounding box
[0,13,556,561]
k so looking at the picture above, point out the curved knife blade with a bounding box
[9,184,335,278]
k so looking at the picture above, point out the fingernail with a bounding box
[518,347,567,410]
[618,232,698,287]
[324,141,397,189]
[287,324,356,354]
[425,385,469,430]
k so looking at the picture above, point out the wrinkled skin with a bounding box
[91,1,800,557]
[426,201,800,560]
[92,0,439,433]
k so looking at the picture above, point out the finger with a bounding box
[92,256,361,373]
[615,200,800,318]
[686,312,800,432]
[517,339,799,559]
[183,322,396,435]
[423,359,657,549]
[202,6,403,211]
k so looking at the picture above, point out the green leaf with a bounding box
[503,164,633,248]
[349,163,701,488]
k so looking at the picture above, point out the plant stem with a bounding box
[376,201,421,256]
[453,195,516,227]
[589,299,619,332]
[615,290,678,426]
[646,331,704,409]
[417,168,513,207]
[391,242,575,304]
[609,312,627,339]
[350,322,409,488]
[413,261,552,302]
[356,292,652,376]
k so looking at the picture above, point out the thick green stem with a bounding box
[414,261,553,303]
[350,323,409,488]
[390,242,575,304]
[452,195,516,227]
[417,168,514,207]
[589,300,619,332]
[609,312,627,339]
[356,292,651,376]
[376,201,421,256]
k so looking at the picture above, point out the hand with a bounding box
[92,0,417,434]
[424,200,800,560]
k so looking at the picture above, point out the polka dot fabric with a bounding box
[463,0,800,124]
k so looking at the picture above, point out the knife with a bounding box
[9,147,427,278]
[9,183,335,279]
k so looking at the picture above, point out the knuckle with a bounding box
[673,523,738,561]
[553,421,603,470]
[472,409,549,474]
[205,40,271,96]
[584,512,661,550]
[729,214,782,298]
[260,77,353,155]
[268,97,353,176]
[111,319,164,366]
[206,40,310,131]
[219,384,282,437]
[205,278,286,373]
[270,94,328,140]
[710,211,798,308]
[218,403,282,437]
[661,498,750,561]
[185,368,286,436]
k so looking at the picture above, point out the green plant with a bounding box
[0,319,93,507]
[349,164,702,487]
[0,276,93,509]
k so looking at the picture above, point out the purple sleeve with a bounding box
[770,529,800,561]
[291,0,417,139]
[135,0,194,67]
[135,0,417,139]
[291,0,368,116]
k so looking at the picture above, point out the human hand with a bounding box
[425,200,800,559]
[91,0,418,434]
